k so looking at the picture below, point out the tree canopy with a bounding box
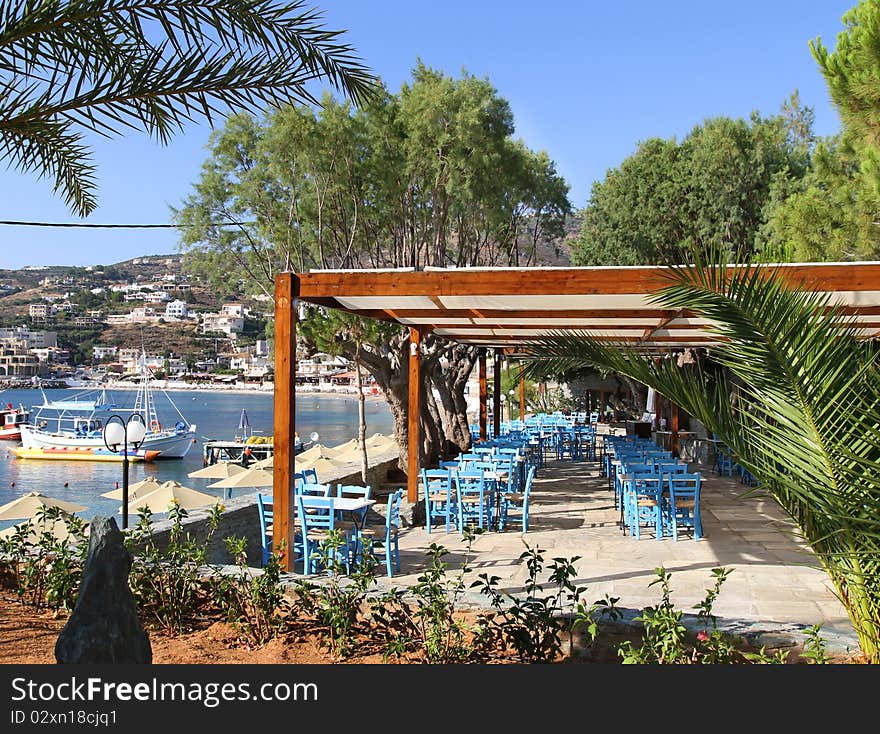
[176,62,571,464]
[571,102,812,266]
[0,0,376,216]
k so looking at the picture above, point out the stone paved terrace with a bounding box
[370,454,858,652]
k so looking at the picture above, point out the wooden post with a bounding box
[519,362,526,422]
[407,326,422,503]
[671,401,680,458]
[478,349,487,441]
[273,273,298,572]
[493,350,502,437]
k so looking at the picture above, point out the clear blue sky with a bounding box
[0,0,856,269]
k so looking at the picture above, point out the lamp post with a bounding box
[508,388,516,421]
[103,414,147,529]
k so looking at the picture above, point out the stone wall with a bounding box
[132,454,404,566]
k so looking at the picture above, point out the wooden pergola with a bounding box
[271,263,880,570]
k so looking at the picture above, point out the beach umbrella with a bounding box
[208,467,274,489]
[251,455,273,470]
[238,409,250,433]
[0,491,87,521]
[188,462,247,480]
[296,444,328,462]
[0,515,88,544]
[295,456,351,483]
[125,481,219,514]
[100,476,164,501]
[323,439,358,458]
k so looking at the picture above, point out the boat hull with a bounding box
[11,446,160,462]
[19,425,196,458]
[0,427,22,440]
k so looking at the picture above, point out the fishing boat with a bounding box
[10,446,160,462]
[0,402,30,440]
[18,362,197,460]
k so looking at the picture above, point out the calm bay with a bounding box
[0,388,394,531]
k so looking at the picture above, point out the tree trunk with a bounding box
[354,340,368,484]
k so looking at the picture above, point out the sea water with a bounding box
[0,388,394,531]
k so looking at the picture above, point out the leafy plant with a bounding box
[212,536,286,646]
[474,543,586,662]
[617,567,691,664]
[306,530,378,658]
[0,507,88,610]
[368,532,487,663]
[126,501,223,634]
[800,624,831,664]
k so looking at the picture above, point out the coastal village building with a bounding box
[165,300,189,319]
[202,311,244,337]
[0,327,57,349]
[0,340,41,377]
[92,346,118,361]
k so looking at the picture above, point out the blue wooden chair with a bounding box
[624,472,664,540]
[665,473,703,540]
[256,492,273,567]
[298,481,331,497]
[455,468,492,532]
[422,468,455,533]
[359,489,403,577]
[499,464,536,533]
[296,494,350,575]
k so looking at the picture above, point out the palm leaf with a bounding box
[0,0,378,214]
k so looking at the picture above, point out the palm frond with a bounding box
[523,253,880,660]
[0,0,378,214]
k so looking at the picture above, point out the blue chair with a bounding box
[360,489,403,577]
[335,483,371,523]
[455,468,493,532]
[499,464,536,533]
[624,472,664,540]
[299,481,331,497]
[422,468,455,533]
[296,494,350,575]
[256,492,273,567]
[665,473,703,541]
[294,468,319,491]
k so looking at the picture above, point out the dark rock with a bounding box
[55,516,151,664]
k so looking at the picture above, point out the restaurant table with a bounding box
[299,495,376,534]
[300,495,377,564]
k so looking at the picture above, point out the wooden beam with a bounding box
[493,350,502,438]
[407,326,422,503]
[641,309,683,341]
[298,263,880,299]
[273,272,298,572]
[478,349,487,441]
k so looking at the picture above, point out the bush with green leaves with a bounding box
[474,543,586,662]
[289,530,378,658]
[212,536,287,646]
[126,501,223,634]
[0,507,88,611]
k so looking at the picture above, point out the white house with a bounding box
[93,345,118,361]
[165,299,189,319]
[202,312,244,337]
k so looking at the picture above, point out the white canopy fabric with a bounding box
[0,491,87,520]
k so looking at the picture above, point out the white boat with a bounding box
[18,364,197,459]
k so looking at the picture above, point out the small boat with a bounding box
[0,402,30,440]
[18,355,197,460]
[11,446,161,462]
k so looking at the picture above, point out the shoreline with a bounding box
[4,382,390,402]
